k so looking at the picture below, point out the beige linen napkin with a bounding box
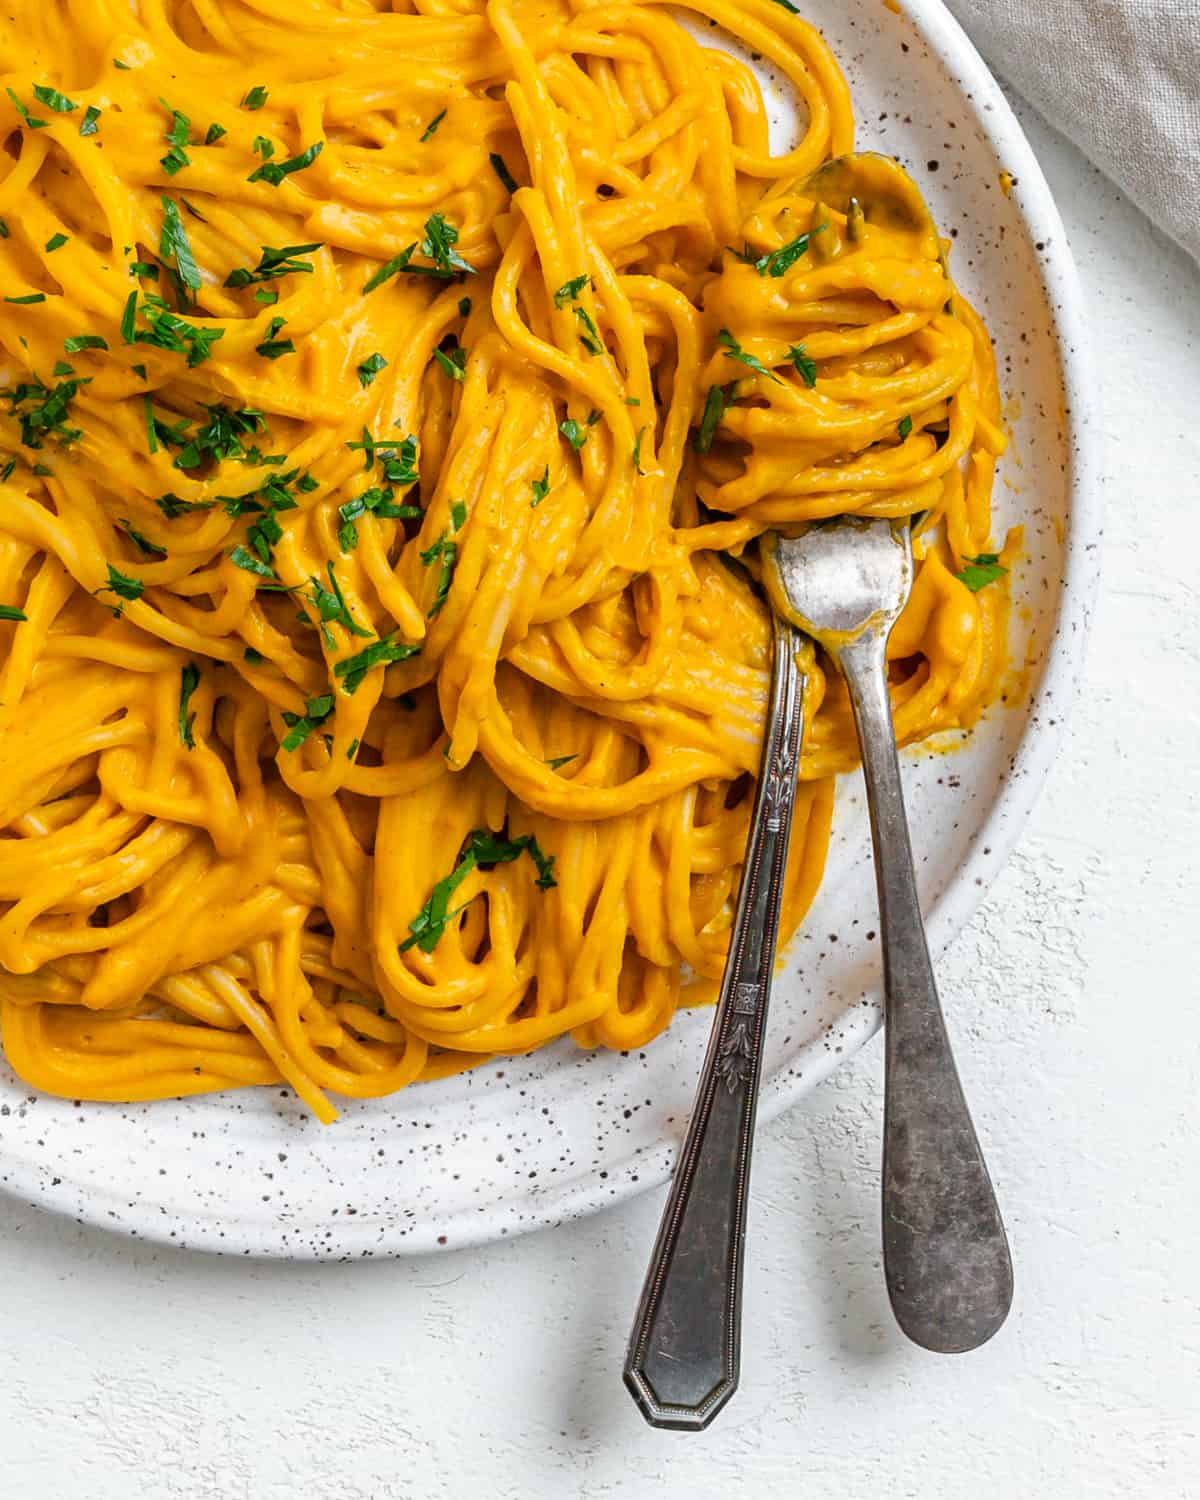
[944,0,1200,262]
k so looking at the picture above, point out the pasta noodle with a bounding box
[0,0,1012,1123]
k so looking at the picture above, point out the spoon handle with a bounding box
[839,628,1013,1353]
[624,616,807,1430]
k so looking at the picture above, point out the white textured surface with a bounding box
[1,102,1197,1497]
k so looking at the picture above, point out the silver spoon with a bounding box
[625,518,1011,1430]
[762,517,1012,1354]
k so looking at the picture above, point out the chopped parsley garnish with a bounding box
[334,634,421,694]
[0,220,7,238]
[363,212,474,292]
[247,139,323,187]
[53,360,74,377]
[400,828,556,953]
[357,352,387,388]
[242,86,269,110]
[4,374,88,449]
[224,242,321,288]
[119,518,165,556]
[178,663,200,749]
[45,233,68,253]
[717,328,780,383]
[420,519,461,617]
[305,563,372,647]
[156,493,215,518]
[280,694,334,752]
[130,261,159,279]
[337,485,420,551]
[695,382,733,453]
[0,604,27,622]
[434,344,466,381]
[174,404,265,470]
[553,275,589,308]
[255,315,294,359]
[243,647,265,664]
[159,196,203,303]
[956,553,1008,592]
[204,122,226,145]
[789,342,818,388]
[633,425,646,474]
[771,0,800,10]
[122,291,224,367]
[79,105,101,137]
[98,563,144,606]
[545,754,576,770]
[230,544,276,579]
[346,426,420,480]
[531,466,550,506]
[421,110,446,142]
[559,418,587,451]
[458,296,471,317]
[898,414,914,439]
[32,84,77,114]
[160,103,191,175]
[574,305,603,355]
[731,224,826,277]
[113,59,132,70]
[489,153,518,192]
[6,88,48,130]
[5,294,46,305]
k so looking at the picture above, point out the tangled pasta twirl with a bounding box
[0,0,1012,1121]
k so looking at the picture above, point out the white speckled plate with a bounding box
[0,0,1099,1257]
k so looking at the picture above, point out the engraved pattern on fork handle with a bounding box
[624,615,807,1431]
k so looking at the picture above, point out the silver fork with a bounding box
[625,516,1011,1430]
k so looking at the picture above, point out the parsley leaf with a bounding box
[6,88,48,130]
[98,563,144,606]
[632,425,646,474]
[559,418,587,451]
[247,139,323,187]
[159,197,202,300]
[79,105,101,137]
[5,293,46,305]
[434,345,466,381]
[45,233,68,253]
[898,414,914,439]
[489,153,518,192]
[63,334,107,355]
[956,553,1008,592]
[242,86,269,110]
[280,694,334,752]
[306,563,371,642]
[717,328,780,383]
[178,663,200,749]
[695,382,732,453]
[334,634,421,694]
[420,110,446,142]
[400,828,556,953]
[574,304,603,355]
[0,604,26,622]
[732,224,826,277]
[4,374,88,449]
[357,352,387,388]
[204,122,226,145]
[32,84,77,113]
[225,242,321,288]
[531,466,550,506]
[255,315,294,359]
[789,342,818,388]
[553,275,589,308]
[544,754,576,770]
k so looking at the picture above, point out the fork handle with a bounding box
[624,617,807,1429]
[839,628,1013,1353]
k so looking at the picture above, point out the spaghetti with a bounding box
[0,0,1011,1122]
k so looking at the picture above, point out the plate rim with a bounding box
[0,0,1102,1257]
